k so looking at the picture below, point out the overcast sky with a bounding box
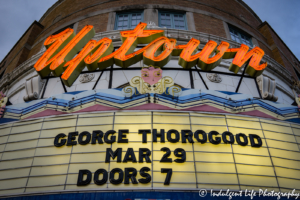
[0,0,299,63]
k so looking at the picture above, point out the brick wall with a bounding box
[258,41,274,59]
[3,22,43,75]
[193,13,227,38]
[35,0,265,43]
[76,13,109,34]
[27,41,43,59]
[258,22,299,79]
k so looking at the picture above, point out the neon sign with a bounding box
[34,22,268,87]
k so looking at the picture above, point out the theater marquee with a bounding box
[0,112,299,194]
[54,128,263,186]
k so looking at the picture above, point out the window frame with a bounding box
[114,10,144,30]
[158,10,188,30]
[228,25,253,47]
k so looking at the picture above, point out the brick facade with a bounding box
[76,13,109,34]
[1,21,43,74]
[258,22,300,79]
[193,13,227,38]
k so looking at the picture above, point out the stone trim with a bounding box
[106,12,116,31]
[223,21,231,40]
[186,12,196,31]
[144,9,159,29]
[0,51,44,92]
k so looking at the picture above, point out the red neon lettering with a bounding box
[33,28,74,78]
[34,23,269,87]
[224,44,268,76]
[98,22,164,68]
[175,39,230,71]
[47,25,95,76]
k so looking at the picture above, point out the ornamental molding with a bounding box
[23,75,45,102]
[79,73,95,83]
[123,76,182,98]
[256,75,278,101]
[262,55,292,83]
[206,73,222,83]
[146,21,159,28]
[0,50,45,92]
[130,76,174,94]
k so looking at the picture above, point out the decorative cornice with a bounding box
[237,0,262,24]
[0,51,44,92]
[262,54,293,87]
[206,73,222,83]
[79,73,95,83]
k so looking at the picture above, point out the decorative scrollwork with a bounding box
[122,86,136,98]
[130,76,177,95]
[256,75,278,101]
[168,86,182,97]
[206,73,222,83]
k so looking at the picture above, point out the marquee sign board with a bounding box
[0,112,299,194]
[54,129,263,186]
[34,23,268,87]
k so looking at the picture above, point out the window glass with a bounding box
[115,11,143,30]
[229,26,253,47]
[159,12,187,30]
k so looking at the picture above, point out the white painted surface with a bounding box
[43,78,65,98]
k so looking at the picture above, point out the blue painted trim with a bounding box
[0,118,18,124]
[3,89,300,123]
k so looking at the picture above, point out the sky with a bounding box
[0,0,299,62]
[243,0,300,61]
